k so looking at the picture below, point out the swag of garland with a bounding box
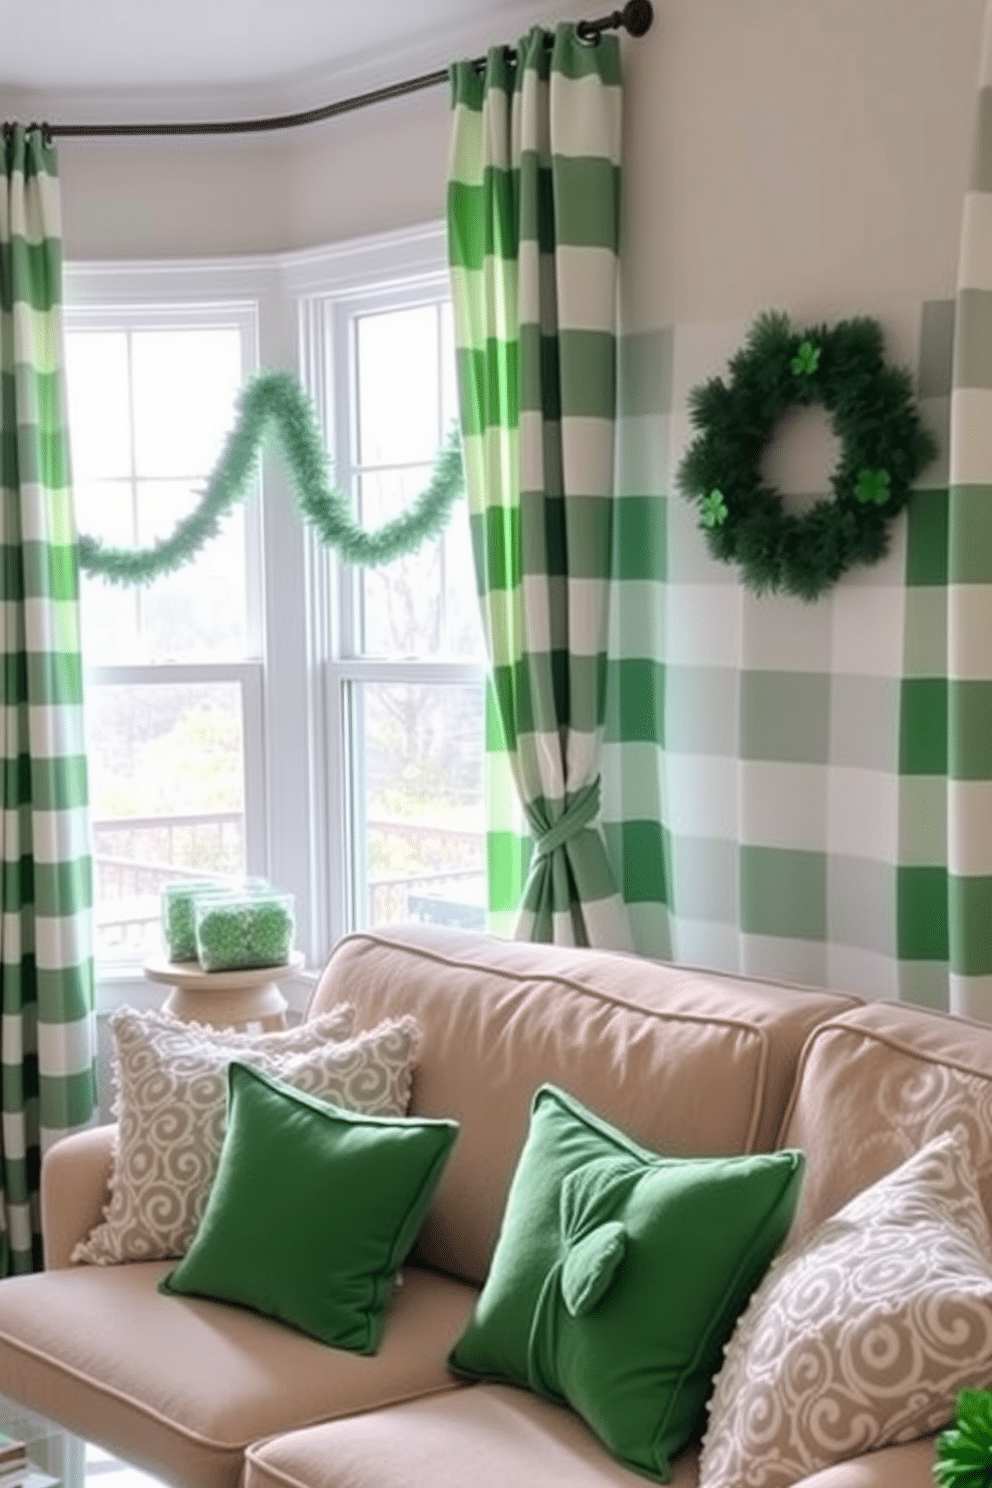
[78,370,465,585]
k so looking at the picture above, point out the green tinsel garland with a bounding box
[78,369,465,585]
[935,1389,992,1487]
[676,311,937,602]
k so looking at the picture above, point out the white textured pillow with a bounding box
[72,1004,421,1265]
[699,1129,992,1488]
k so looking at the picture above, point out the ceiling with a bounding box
[2,0,590,125]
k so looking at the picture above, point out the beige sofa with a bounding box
[0,924,986,1488]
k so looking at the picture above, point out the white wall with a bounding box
[58,84,451,259]
[619,0,985,331]
[56,0,988,280]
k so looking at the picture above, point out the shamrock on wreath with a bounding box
[676,311,937,601]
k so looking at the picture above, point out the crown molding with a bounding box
[63,219,448,303]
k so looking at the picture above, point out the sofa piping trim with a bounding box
[0,1322,466,1454]
[325,928,862,1009]
[243,1444,345,1488]
[241,1387,472,1488]
[314,932,790,1154]
[774,1015,992,1151]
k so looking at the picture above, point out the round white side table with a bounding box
[143,951,305,1031]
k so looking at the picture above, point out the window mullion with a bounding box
[327,658,484,688]
[241,666,268,881]
[125,330,145,644]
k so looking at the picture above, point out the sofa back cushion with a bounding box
[777,999,992,1247]
[308,926,857,1285]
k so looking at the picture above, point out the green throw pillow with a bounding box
[160,1060,458,1354]
[448,1084,804,1482]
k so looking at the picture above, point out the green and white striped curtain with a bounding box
[447,26,630,948]
[0,125,97,1272]
[948,2,992,1019]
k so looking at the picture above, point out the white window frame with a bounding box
[64,290,272,993]
[64,222,482,1006]
[64,297,265,660]
[302,269,483,946]
[286,223,484,953]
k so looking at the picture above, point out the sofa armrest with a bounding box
[41,1124,116,1269]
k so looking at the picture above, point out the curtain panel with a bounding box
[946,0,992,1019]
[0,124,97,1272]
[447,26,630,949]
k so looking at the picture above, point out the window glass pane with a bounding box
[445,494,484,657]
[75,478,140,659]
[74,477,134,544]
[88,682,246,964]
[360,469,442,656]
[356,305,439,466]
[362,545,441,657]
[65,325,251,664]
[131,328,243,477]
[79,582,138,663]
[356,681,485,931]
[64,333,132,480]
[136,483,247,662]
[360,501,481,660]
[354,301,483,662]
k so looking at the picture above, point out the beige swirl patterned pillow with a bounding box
[699,1128,992,1488]
[72,1004,421,1265]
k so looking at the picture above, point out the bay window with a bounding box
[63,223,486,995]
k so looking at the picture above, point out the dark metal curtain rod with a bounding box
[38,0,652,142]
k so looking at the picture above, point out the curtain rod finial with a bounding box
[622,0,653,37]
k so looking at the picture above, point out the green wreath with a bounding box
[676,312,937,601]
[78,369,464,585]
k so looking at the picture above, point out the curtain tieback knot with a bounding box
[531,779,601,861]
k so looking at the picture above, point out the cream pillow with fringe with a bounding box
[72,1004,420,1265]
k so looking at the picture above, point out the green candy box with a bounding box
[194,891,296,973]
[161,880,224,963]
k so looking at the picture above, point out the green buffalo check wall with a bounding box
[0,125,97,1272]
[587,2,992,1014]
[602,299,961,1005]
[447,27,630,947]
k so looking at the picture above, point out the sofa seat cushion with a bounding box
[244,1385,702,1488]
[794,1437,939,1485]
[243,1390,941,1488]
[0,1261,477,1488]
[795,1437,939,1484]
